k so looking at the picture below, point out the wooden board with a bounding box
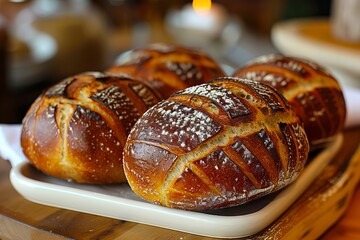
[254,128,360,239]
[0,127,359,239]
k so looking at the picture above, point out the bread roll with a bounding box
[233,54,346,149]
[21,72,161,184]
[106,43,225,99]
[123,77,309,210]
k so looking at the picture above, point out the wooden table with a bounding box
[0,127,359,240]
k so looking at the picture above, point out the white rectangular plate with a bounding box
[10,135,342,239]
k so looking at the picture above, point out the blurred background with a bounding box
[0,0,356,123]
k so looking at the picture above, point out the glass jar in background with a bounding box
[1,0,110,123]
[331,0,360,42]
[12,0,110,82]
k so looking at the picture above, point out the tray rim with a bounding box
[10,134,343,238]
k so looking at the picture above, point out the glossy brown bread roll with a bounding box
[233,55,346,148]
[21,72,161,184]
[123,77,309,210]
[106,43,225,99]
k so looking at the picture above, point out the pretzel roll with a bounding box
[21,72,161,184]
[106,43,225,99]
[233,54,346,148]
[123,77,309,210]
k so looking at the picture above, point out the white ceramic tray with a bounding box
[10,135,342,239]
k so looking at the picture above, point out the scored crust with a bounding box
[21,72,161,184]
[233,54,346,148]
[106,43,225,99]
[123,77,309,210]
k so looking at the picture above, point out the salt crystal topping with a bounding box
[242,71,291,88]
[134,100,221,151]
[130,142,177,173]
[69,106,99,151]
[249,54,309,78]
[273,55,332,77]
[250,54,333,79]
[235,78,285,111]
[47,77,75,97]
[68,105,122,171]
[177,83,249,118]
[91,86,140,134]
[274,59,308,78]
[166,62,203,82]
[130,83,159,108]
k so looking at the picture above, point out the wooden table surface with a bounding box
[0,127,359,240]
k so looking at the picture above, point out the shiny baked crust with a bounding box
[123,77,309,210]
[233,54,346,149]
[21,72,161,184]
[106,43,225,99]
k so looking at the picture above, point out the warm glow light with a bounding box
[192,0,212,15]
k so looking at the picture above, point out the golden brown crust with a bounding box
[233,54,346,149]
[21,72,161,184]
[123,77,309,210]
[106,43,225,99]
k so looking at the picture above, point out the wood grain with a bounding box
[254,128,360,239]
[0,127,359,240]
